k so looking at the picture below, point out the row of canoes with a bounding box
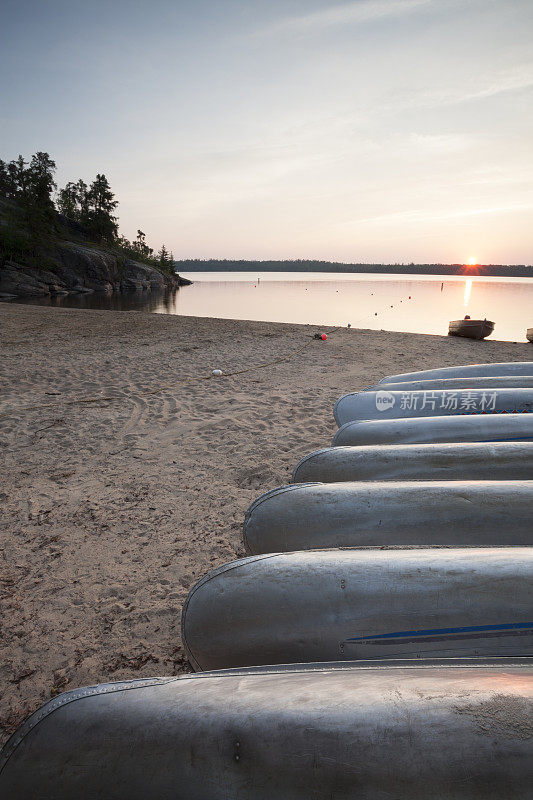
[1,361,533,798]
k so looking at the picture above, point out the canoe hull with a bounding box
[293,442,533,482]
[379,361,533,384]
[182,548,533,671]
[243,480,533,553]
[1,661,532,800]
[364,376,533,391]
[333,388,533,427]
[333,413,533,446]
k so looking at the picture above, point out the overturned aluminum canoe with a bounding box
[333,413,533,446]
[292,442,533,483]
[1,660,531,799]
[334,388,533,427]
[182,548,533,671]
[379,361,533,384]
[364,375,533,391]
[243,480,533,554]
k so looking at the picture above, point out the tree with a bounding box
[26,152,56,210]
[158,243,169,266]
[14,155,28,196]
[56,181,79,219]
[0,160,12,197]
[86,173,118,241]
[5,161,18,197]
[57,178,89,222]
[135,229,150,258]
[75,179,90,221]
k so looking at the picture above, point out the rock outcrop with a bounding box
[0,241,191,298]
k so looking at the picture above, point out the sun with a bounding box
[461,257,481,275]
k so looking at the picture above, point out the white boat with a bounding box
[333,413,533,446]
[1,660,531,799]
[243,480,533,554]
[182,548,533,670]
[379,361,533,384]
[292,442,533,483]
[333,388,533,427]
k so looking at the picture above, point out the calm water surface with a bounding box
[10,271,533,343]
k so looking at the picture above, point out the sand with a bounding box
[1,302,531,743]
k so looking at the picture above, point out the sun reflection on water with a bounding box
[463,278,473,307]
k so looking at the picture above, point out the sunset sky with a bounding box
[2,0,532,264]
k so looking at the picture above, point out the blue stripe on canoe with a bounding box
[346,622,533,642]
[479,437,533,442]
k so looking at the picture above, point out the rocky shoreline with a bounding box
[0,241,191,300]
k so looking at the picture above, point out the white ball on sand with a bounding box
[212,369,223,377]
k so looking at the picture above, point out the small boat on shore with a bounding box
[378,361,533,384]
[448,317,494,339]
[2,660,531,799]
[292,441,533,483]
[182,548,533,670]
[243,480,533,553]
[527,329,533,342]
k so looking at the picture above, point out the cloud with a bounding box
[261,0,434,35]
[371,64,533,119]
[347,202,533,227]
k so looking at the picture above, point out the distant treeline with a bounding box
[175,259,533,278]
[0,151,174,273]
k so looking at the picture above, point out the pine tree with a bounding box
[158,243,169,266]
[135,229,149,258]
[26,152,56,210]
[0,160,12,197]
[14,155,28,196]
[86,173,118,242]
[75,179,90,222]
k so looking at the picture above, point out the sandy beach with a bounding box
[1,303,531,743]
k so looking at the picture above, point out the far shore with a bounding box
[174,260,533,279]
[1,303,532,744]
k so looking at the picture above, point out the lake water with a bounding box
[9,271,533,343]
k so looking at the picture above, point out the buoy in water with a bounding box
[212,369,223,377]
